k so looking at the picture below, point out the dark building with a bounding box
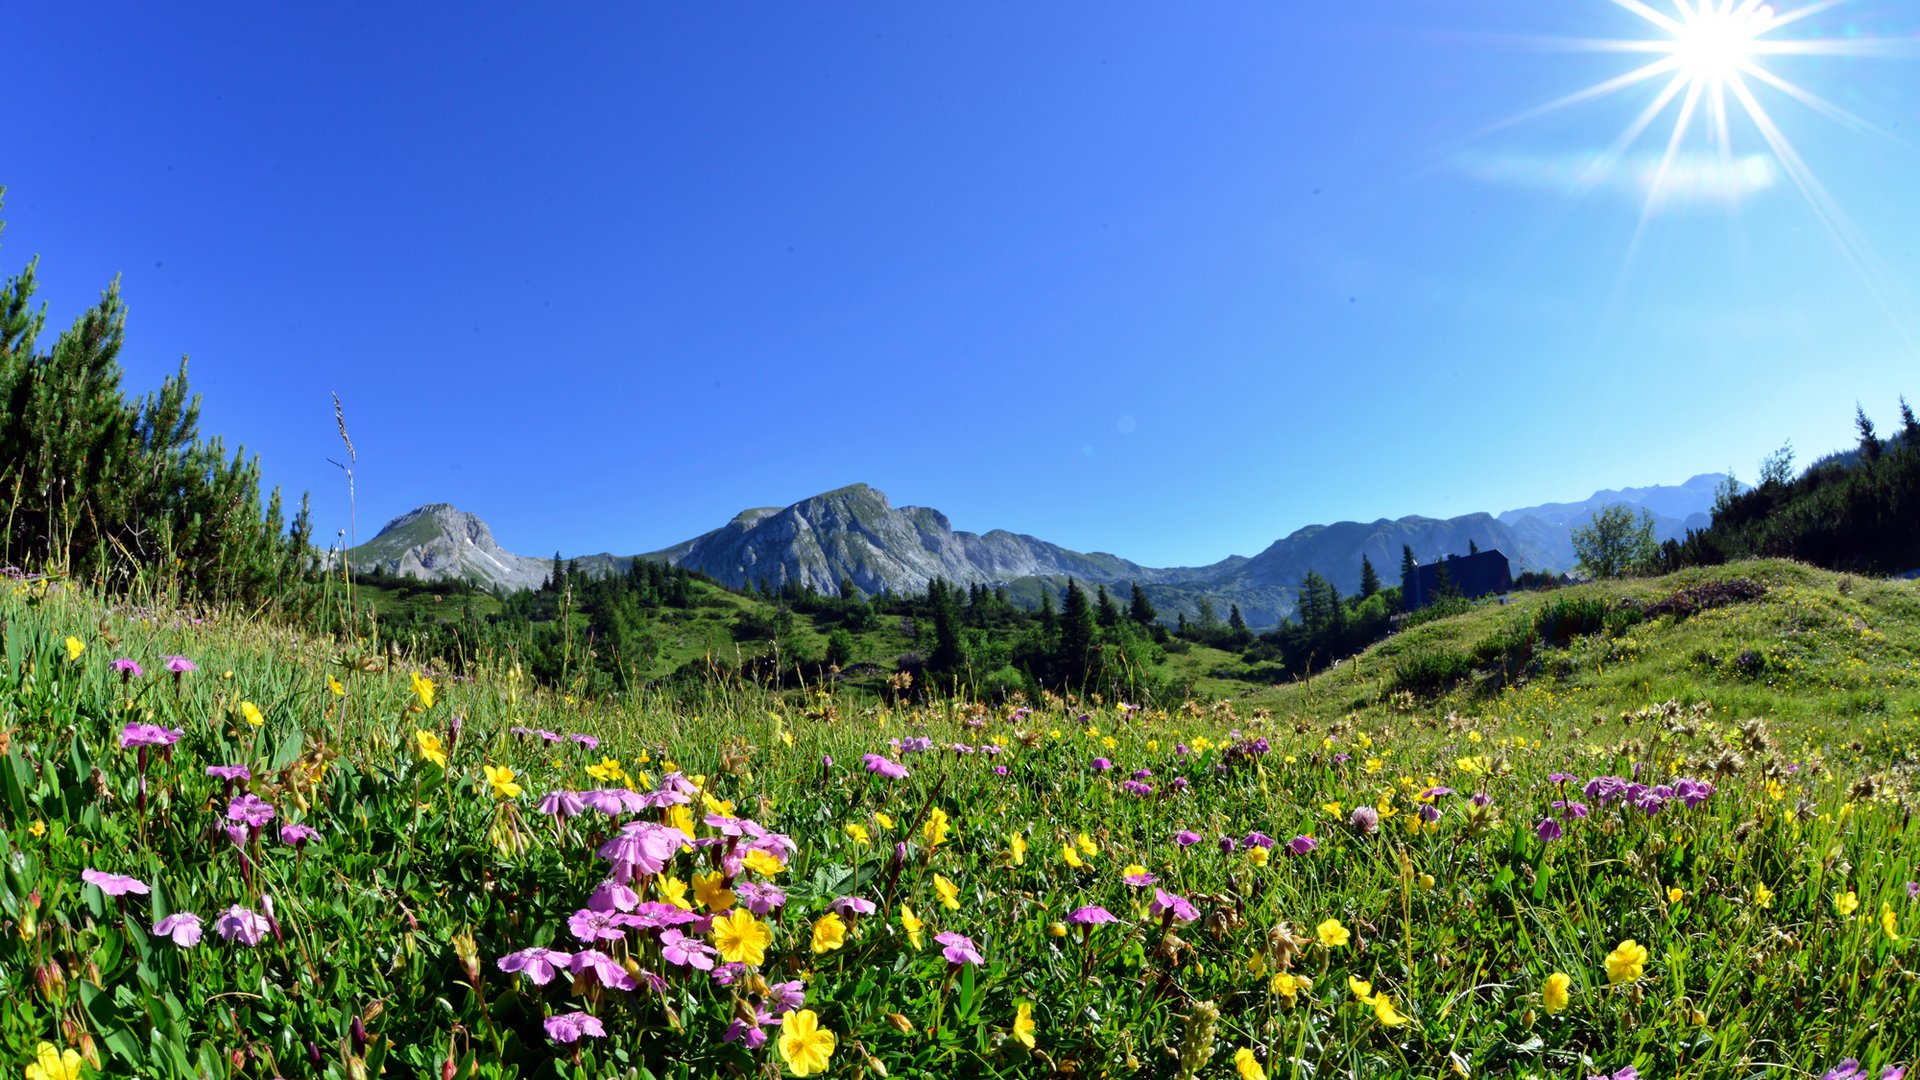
[1402,549,1513,611]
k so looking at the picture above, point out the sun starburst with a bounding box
[1469,0,1912,338]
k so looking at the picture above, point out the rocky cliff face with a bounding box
[346,503,555,591]
[649,483,1163,595]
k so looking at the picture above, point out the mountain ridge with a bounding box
[346,475,1730,627]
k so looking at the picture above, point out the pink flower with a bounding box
[569,949,638,990]
[1150,889,1198,923]
[537,790,587,818]
[119,723,183,749]
[568,908,627,944]
[497,947,572,986]
[1123,868,1159,888]
[81,869,150,897]
[661,928,717,971]
[163,655,197,674]
[111,657,144,677]
[226,793,276,829]
[588,881,641,913]
[862,753,910,779]
[215,904,271,946]
[544,1011,607,1043]
[830,896,877,917]
[1068,905,1118,926]
[279,823,319,847]
[206,764,251,782]
[153,912,203,947]
[934,931,983,966]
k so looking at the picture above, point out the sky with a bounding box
[5,2,1918,567]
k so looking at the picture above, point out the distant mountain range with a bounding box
[345,474,1733,628]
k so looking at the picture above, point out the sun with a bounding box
[1473,0,1908,300]
[1668,2,1772,84]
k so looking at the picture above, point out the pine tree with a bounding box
[1038,588,1057,634]
[1400,544,1417,584]
[1901,395,1920,446]
[1095,583,1120,627]
[1468,539,1480,555]
[1359,555,1381,598]
[1128,582,1156,625]
[1057,579,1097,686]
[1857,403,1882,462]
[1228,604,1247,633]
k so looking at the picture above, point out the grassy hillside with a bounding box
[3,560,1917,1077]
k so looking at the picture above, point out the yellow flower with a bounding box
[844,823,871,845]
[667,805,696,839]
[1122,862,1149,881]
[1009,832,1027,865]
[1316,918,1350,947]
[777,1008,836,1077]
[1371,994,1408,1027]
[239,701,264,727]
[874,812,894,831]
[1542,972,1572,1013]
[414,729,447,769]
[703,792,736,817]
[1667,887,1684,905]
[1752,884,1773,909]
[742,849,784,878]
[25,1042,84,1080]
[900,902,925,948]
[1322,801,1343,818]
[693,871,737,913]
[924,807,951,850]
[1075,831,1098,857]
[1061,842,1085,869]
[1417,872,1436,891]
[63,636,85,661]
[1234,1047,1266,1080]
[1604,939,1648,984]
[1269,971,1301,1002]
[1247,950,1268,977]
[1347,975,1374,1002]
[934,874,961,910]
[657,875,692,910]
[1248,846,1270,867]
[1013,1002,1036,1048]
[711,908,770,966]
[410,671,435,709]
[28,819,46,838]
[327,675,345,696]
[811,912,848,953]
[1835,890,1860,917]
[585,757,626,782]
[1883,902,1899,941]
[483,764,522,799]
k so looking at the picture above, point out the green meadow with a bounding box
[3,559,1918,1078]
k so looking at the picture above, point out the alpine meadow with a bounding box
[6,3,1920,1080]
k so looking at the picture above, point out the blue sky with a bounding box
[5,2,1917,567]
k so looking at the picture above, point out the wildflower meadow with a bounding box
[4,560,1919,1078]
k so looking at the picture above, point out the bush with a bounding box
[1390,647,1475,696]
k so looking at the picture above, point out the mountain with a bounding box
[348,474,1734,628]
[644,483,1174,596]
[1496,473,1730,571]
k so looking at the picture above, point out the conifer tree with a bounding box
[1128,582,1156,625]
[1057,579,1097,686]
[1857,403,1882,462]
[1359,555,1381,598]
[1095,583,1120,627]
[1400,544,1417,584]
[1228,603,1247,632]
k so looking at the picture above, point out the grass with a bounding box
[2,559,1917,1078]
